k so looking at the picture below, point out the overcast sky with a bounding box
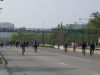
[0,0,100,28]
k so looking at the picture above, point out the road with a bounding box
[1,47,100,75]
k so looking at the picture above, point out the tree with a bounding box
[88,12,100,28]
[87,12,100,42]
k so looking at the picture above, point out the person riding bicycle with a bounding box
[64,43,67,53]
[21,41,26,55]
[72,42,77,52]
[82,42,87,56]
[90,42,95,56]
[32,41,38,52]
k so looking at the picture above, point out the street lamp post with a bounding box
[42,21,45,45]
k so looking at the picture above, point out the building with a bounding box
[0,22,14,39]
[63,24,85,29]
[0,22,14,28]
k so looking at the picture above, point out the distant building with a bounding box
[0,22,14,39]
[63,24,84,29]
[0,22,14,28]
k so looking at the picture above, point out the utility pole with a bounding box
[42,21,45,46]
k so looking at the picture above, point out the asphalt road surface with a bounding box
[1,47,100,75]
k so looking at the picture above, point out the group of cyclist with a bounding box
[81,42,95,56]
[0,41,29,47]
[21,41,39,55]
[0,41,96,56]
[0,41,39,55]
[63,42,96,56]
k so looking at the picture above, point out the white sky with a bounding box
[0,0,100,28]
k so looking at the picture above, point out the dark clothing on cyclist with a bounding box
[82,42,87,56]
[33,41,38,48]
[64,43,67,52]
[16,41,19,47]
[52,43,55,48]
[21,42,26,48]
[58,44,60,49]
[82,42,87,49]
[26,41,29,47]
[90,43,95,50]
[90,43,95,56]
[32,41,38,52]
[21,42,26,55]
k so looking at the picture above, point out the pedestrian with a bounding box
[82,42,87,56]
[64,43,67,53]
[90,42,95,56]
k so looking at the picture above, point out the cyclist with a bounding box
[21,42,26,55]
[64,43,67,53]
[72,42,77,52]
[33,41,38,52]
[82,42,87,56]
[90,42,95,56]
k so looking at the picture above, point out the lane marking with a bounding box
[39,56,47,58]
[59,62,66,65]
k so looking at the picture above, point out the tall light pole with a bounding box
[42,21,45,45]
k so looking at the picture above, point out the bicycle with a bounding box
[90,48,94,56]
[73,46,76,52]
[22,47,25,55]
[82,48,86,56]
[34,46,37,53]
[64,48,67,53]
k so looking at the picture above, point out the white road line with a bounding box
[59,62,66,65]
[39,56,49,59]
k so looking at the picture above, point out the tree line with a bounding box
[10,12,100,45]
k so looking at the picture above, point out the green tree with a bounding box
[87,12,100,42]
[88,12,100,28]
